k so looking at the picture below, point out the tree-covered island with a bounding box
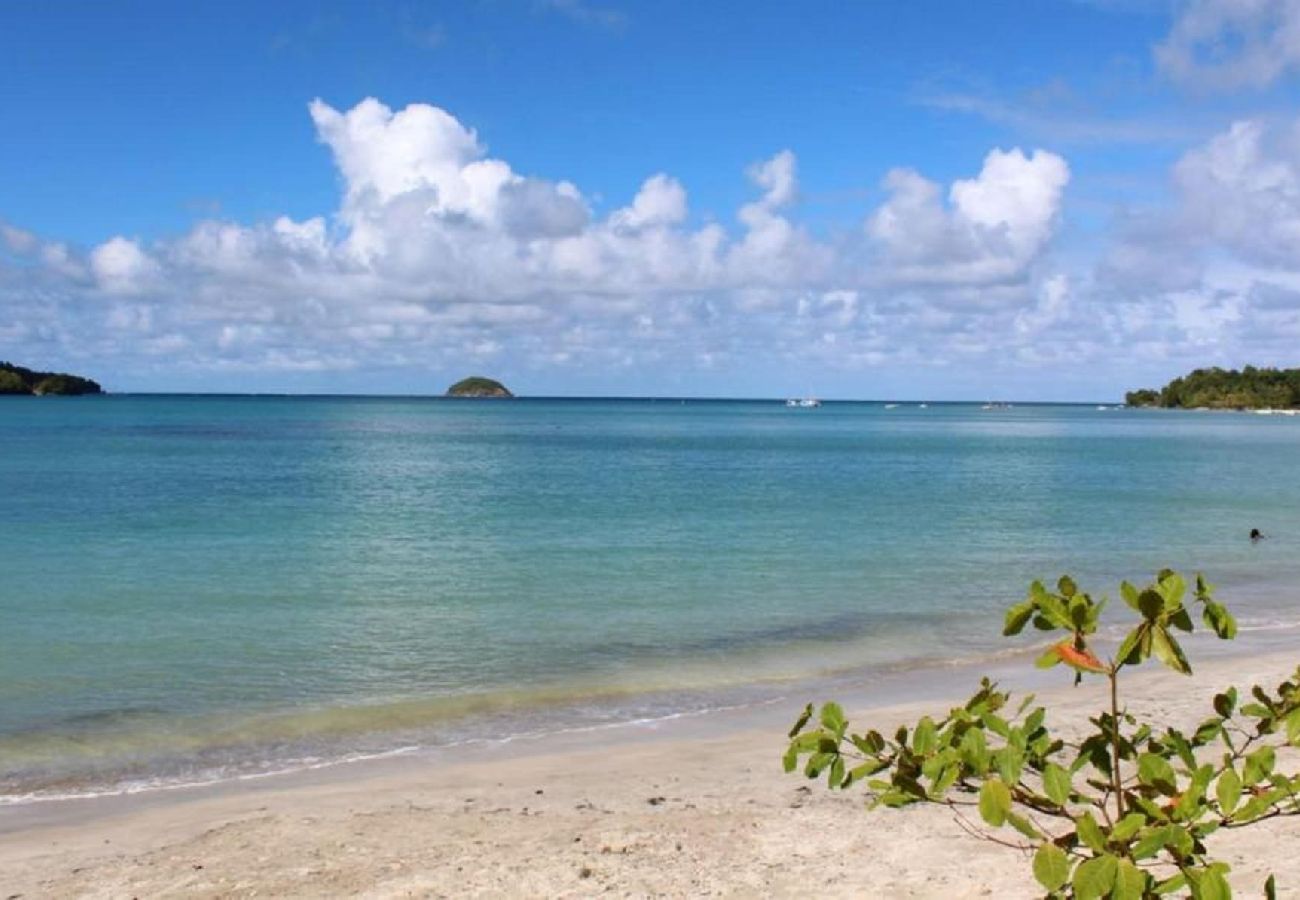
[1126,366,1300,409]
[0,361,103,396]
[445,376,513,398]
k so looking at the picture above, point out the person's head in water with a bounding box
[1251,528,1264,541]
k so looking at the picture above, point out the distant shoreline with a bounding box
[16,392,1135,406]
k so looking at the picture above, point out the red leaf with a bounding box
[1055,641,1107,674]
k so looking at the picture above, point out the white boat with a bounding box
[786,397,821,408]
[918,403,928,409]
[884,403,899,409]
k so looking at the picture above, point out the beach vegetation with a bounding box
[446,375,513,398]
[0,361,102,395]
[1126,366,1300,409]
[785,570,1300,898]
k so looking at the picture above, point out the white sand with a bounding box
[2,651,1298,898]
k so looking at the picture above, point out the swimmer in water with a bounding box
[1250,528,1265,541]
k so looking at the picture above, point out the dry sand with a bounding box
[2,650,1298,899]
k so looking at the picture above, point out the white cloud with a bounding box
[90,236,159,295]
[1156,0,1300,88]
[2,223,38,255]
[868,147,1070,286]
[746,149,798,209]
[1172,118,1300,265]
[1090,114,1300,375]
[610,174,687,231]
[1,97,1084,389]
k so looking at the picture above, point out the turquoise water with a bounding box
[3,397,1300,800]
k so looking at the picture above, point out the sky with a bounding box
[5,0,1300,399]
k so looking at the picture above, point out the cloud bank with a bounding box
[6,94,1300,394]
[0,96,1089,390]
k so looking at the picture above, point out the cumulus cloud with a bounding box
[1,96,1083,389]
[868,148,1070,286]
[90,237,161,295]
[610,174,687,231]
[1091,113,1300,373]
[1156,0,1300,88]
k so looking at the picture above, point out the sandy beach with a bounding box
[2,646,1298,899]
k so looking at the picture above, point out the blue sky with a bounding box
[5,0,1300,398]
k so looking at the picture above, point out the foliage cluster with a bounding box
[1125,367,1300,410]
[0,361,102,396]
[446,376,513,397]
[786,571,1300,899]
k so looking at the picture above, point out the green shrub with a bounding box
[0,370,29,394]
[785,571,1300,898]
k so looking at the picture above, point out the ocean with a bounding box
[3,396,1299,802]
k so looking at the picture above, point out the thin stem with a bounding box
[1109,667,1124,820]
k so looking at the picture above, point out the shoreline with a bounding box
[3,643,1298,897]
[5,612,1298,811]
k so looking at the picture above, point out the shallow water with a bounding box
[3,396,1299,800]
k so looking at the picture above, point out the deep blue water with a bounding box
[3,396,1299,799]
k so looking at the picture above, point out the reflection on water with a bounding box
[3,397,1300,799]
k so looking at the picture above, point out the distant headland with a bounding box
[1126,366,1300,410]
[446,376,513,398]
[0,361,103,396]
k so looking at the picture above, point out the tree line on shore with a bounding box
[0,361,102,396]
[1126,366,1300,410]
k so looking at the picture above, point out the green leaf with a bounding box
[1266,874,1277,900]
[845,760,886,785]
[1203,601,1238,640]
[1072,854,1118,900]
[1153,872,1187,894]
[1232,793,1273,823]
[1037,594,1074,630]
[1158,570,1186,607]
[1216,767,1242,814]
[1005,811,1040,840]
[1076,811,1107,854]
[828,756,845,788]
[978,778,1011,827]
[1042,762,1072,807]
[1151,625,1192,675]
[1034,646,1061,669]
[819,702,845,734]
[781,745,798,773]
[1213,688,1237,719]
[960,727,990,773]
[1003,601,1034,636]
[1120,580,1140,611]
[1032,843,1070,891]
[1110,812,1146,843]
[1169,606,1194,632]
[1196,867,1232,900]
[996,747,1024,786]
[787,703,813,738]
[912,716,937,755]
[1113,858,1149,900]
[1138,588,1165,621]
[1244,746,1276,786]
[1138,752,1179,795]
[1116,624,1147,666]
[928,762,959,798]
[1058,575,1078,597]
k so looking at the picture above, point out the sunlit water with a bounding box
[3,396,1299,801]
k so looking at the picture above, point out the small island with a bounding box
[445,376,513,398]
[0,361,103,396]
[1126,365,1300,410]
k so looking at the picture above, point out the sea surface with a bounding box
[3,396,1300,802]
